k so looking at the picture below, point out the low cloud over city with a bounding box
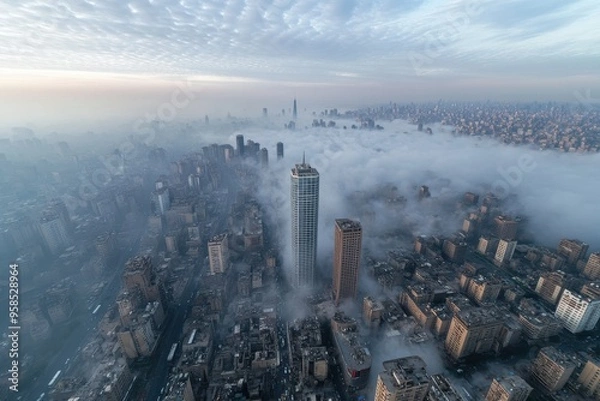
[236,119,600,273]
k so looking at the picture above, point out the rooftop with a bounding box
[291,162,319,177]
[380,356,429,391]
[495,375,532,393]
[335,218,362,231]
[539,346,576,368]
[333,330,371,371]
[456,306,502,327]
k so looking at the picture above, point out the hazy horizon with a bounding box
[1,0,599,129]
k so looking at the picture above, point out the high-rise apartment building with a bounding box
[459,271,502,306]
[577,359,600,400]
[151,187,170,216]
[331,318,371,390]
[442,238,467,264]
[535,271,573,305]
[494,216,518,240]
[463,192,479,205]
[123,256,162,304]
[555,289,600,333]
[444,307,503,360]
[208,233,229,275]
[484,376,532,401]
[95,232,117,262]
[557,238,589,266]
[581,282,600,300]
[333,219,362,305]
[363,297,384,328]
[290,158,319,288]
[276,142,284,160]
[517,298,563,341]
[374,356,430,401]
[495,240,517,265]
[530,346,575,393]
[584,253,600,280]
[478,236,499,255]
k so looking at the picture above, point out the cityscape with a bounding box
[1,103,600,401]
[1,1,600,401]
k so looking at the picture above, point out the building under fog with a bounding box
[236,134,245,158]
[38,211,71,255]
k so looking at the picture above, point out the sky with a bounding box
[1,0,600,128]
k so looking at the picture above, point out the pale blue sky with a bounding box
[1,0,599,126]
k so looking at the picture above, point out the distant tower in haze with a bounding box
[236,134,245,158]
[293,98,298,120]
[205,115,209,125]
[418,185,431,200]
[277,142,284,160]
[260,148,269,168]
[333,219,362,306]
[263,108,268,118]
[290,155,319,289]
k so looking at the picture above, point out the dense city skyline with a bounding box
[2,2,600,400]
[2,112,600,400]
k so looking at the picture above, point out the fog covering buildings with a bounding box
[3,105,600,401]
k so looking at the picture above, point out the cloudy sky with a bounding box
[1,0,599,126]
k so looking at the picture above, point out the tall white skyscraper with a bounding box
[290,156,319,288]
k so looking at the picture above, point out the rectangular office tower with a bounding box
[290,159,319,288]
[333,219,362,305]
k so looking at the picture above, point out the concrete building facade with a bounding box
[333,219,362,305]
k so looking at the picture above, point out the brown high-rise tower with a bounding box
[333,219,362,305]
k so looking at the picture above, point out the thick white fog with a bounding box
[220,119,600,280]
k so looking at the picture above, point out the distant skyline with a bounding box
[1,0,599,128]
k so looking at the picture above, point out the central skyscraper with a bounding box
[290,156,319,288]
